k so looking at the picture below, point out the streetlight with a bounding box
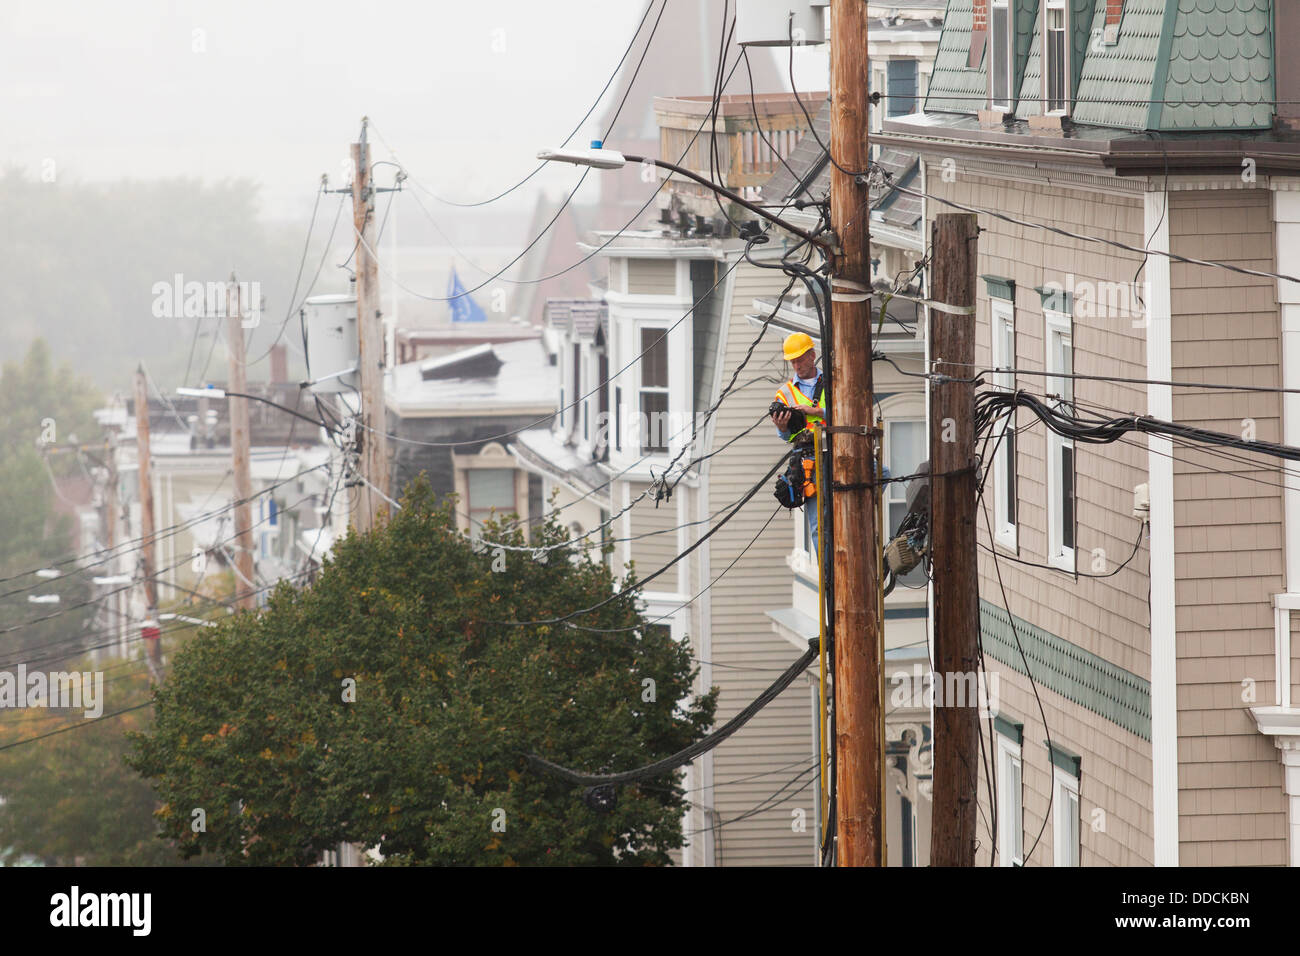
[92,575,132,586]
[35,569,61,579]
[537,141,828,248]
[27,594,60,604]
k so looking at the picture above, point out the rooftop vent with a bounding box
[419,344,504,381]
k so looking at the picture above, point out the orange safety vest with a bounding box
[773,374,827,445]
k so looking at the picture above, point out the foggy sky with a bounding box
[3,0,829,224]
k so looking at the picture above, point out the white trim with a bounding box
[1145,188,1179,867]
[989,0,1014,112]
[1042,0,1069,117]
[990,298,1018,551]
[995,731,1023,866]
[1044,309,1075,572]
[1052,766,1080,867]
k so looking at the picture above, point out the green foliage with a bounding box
[0,340,103,660]
[0,655,215,866]
[0,169,315,389]
[129,479,716,865]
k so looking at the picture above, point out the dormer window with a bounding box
[1044,1,1068,114]
[990,0,1012,110]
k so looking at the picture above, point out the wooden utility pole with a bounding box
[828,0,883,867]
[351,117,389,533]
[105,431,124,657]
[928,212,980,867]
[133,367,165,679]
[226,277,257,610]
[133,368,158,612]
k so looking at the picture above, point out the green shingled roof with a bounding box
[925,0,987,113]
[1070,0,1167,129]
[925,0,1276,132]
[1152,0,1273,130]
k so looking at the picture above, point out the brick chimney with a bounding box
[969,0,988,68]
[1103,0,1123,43]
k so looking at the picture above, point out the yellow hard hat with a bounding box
[783,332,814,361]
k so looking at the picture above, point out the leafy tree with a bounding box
[0,651,216,866]
[0,169,316,390]
[129,480,716,865]
[0,340,103,661]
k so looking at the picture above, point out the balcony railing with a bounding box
[653,92,827,198]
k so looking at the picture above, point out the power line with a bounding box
[244,188,348,369]
[525,641,816,787]
[885,177,1300,286]
[563,504,782,634]
[361,2,674,308]
[0,702,154,754]
[495,449,789,627]
[0,467,329,630]
[368,0,660,209]
[0,461,331,598]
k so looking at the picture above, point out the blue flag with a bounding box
[447,268,488,323]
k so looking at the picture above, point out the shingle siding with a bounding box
[702,262,817,866]
[932,168,1156,865]
[626,480,680,573]
[1169,189,1288,866]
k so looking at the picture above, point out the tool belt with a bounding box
[774,446,817,509]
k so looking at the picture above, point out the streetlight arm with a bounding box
[622,154,828,248]
[177,387,331,431]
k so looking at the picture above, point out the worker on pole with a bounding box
[770,332,827,552]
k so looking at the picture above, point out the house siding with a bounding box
[930,167,1157,865]
[627,258,678,296]
[626,480,680,575]
[702,260,819,865]
[1169,189,1288,866]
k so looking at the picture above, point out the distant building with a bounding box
[385,338,557,538]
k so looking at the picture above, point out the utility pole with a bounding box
[828,0,883,867]
[105,431,122,658]
[133,367,163,679]
[226,277,257,610]
[351,117,389,534]
[928,212,980,866]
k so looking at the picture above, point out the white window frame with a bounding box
[1044,309,1075,572]
[635,323,671,456]
[882,409,927,594]
[990,0,1014,112]
[990,299,1017,551]
[1053,766,1081,867]
[1043,0,1069,116]
[996,731,1023,866]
